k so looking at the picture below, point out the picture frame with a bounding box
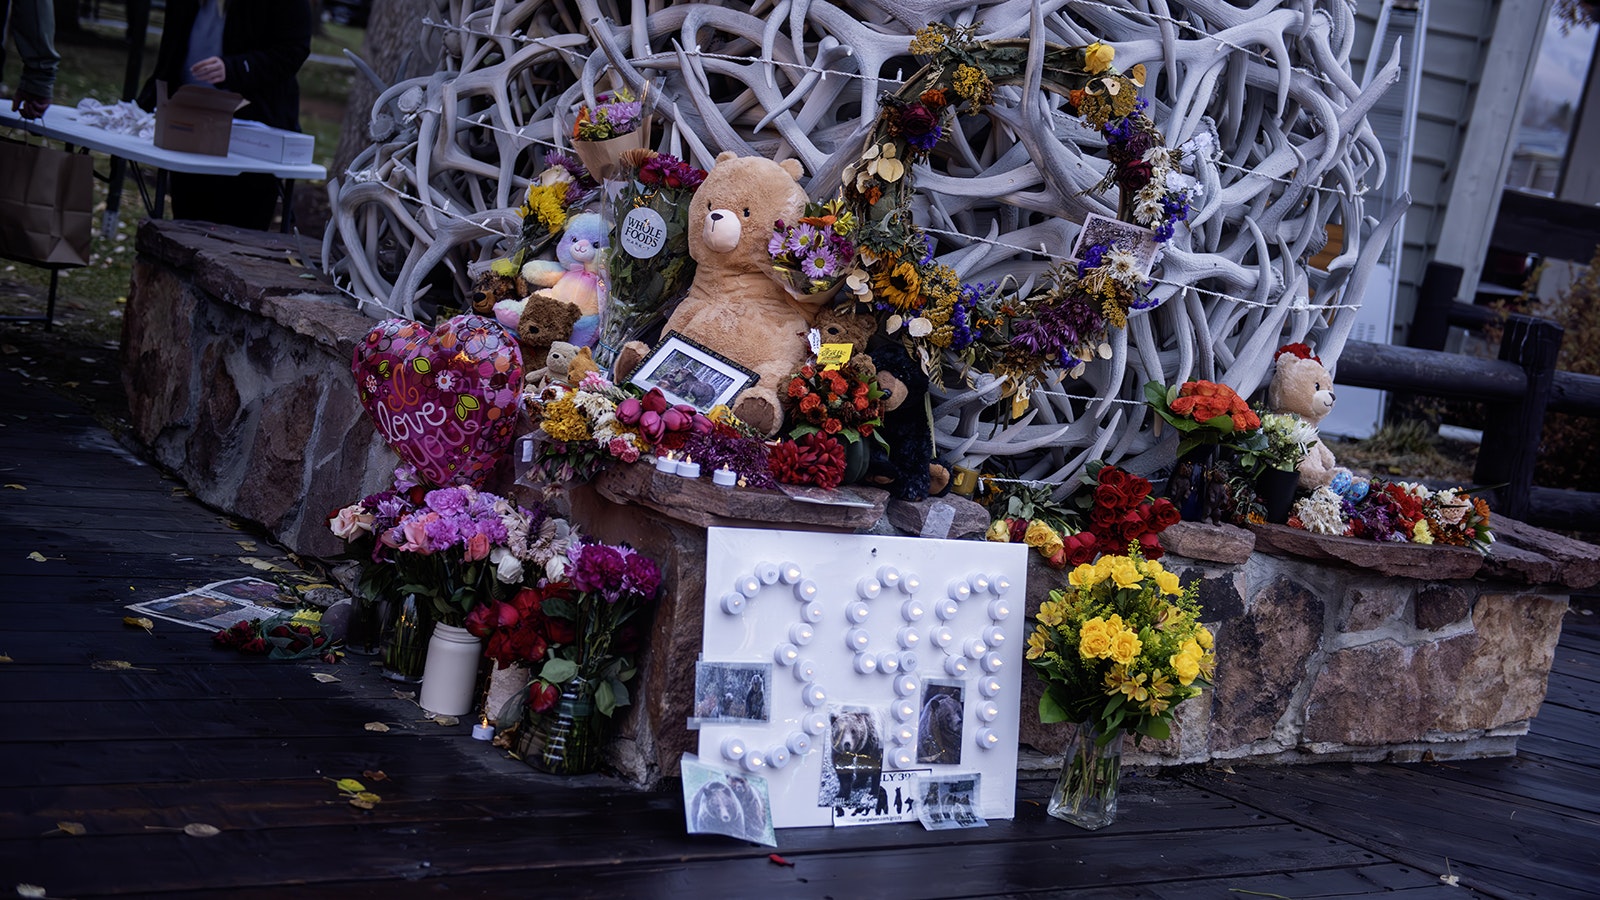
[628,332,757,412]
[1070,212,1161,278]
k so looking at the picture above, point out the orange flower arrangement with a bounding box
[781,359,887,445]
[1145,379,1262,458]
[1166,381,1260,432]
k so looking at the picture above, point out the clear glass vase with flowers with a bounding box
[1026,546,1213,828]
[486,538,662,774]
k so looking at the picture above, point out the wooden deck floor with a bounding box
[3,367,1598,899]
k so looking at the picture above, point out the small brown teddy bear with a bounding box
[1265,343,1343,489]
[516,293,583,372]
[617,152,828,435]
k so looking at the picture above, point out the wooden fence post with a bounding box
[1409,262,1464,352]
[1473,314,1563,520]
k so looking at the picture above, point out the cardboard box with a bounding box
[228,120,316,166]
[153,82,247,156]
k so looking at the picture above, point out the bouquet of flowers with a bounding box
[518,539,663,718]
[780,359,887,446]
[1145,379,1262,459]
[1246,411,1316,475]
[593,150,707,367]
[1026,547,1214,742]
[572,88,645,143]
[365,485,548,627]
[525,372,712,483]
[768,197,859,298]
[982,463,1179,568]
[508,154,596,269]
[1290,478,1494,553]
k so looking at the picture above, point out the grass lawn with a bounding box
[1,12,358,427]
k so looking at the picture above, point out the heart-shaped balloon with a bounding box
[352,315,523,488]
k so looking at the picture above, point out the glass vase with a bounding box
[381,592,432,684]
[1048,721,1124,830]
[344,593,388,656]
[516,679,604,775]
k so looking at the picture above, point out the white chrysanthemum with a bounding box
[574,390,616,419]
[1106,248,1143,284]
[1294,486,1346,535]
[1142,146,1174,170]
[1133,183,1165,223]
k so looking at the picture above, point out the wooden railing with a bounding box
[1334,261,1600,529]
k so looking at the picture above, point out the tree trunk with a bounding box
[331,0,438,178]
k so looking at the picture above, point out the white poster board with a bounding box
[696,527,1029,829]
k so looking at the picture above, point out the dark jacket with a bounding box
[136,0,312,132]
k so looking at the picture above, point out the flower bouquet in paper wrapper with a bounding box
[593,150,707,368]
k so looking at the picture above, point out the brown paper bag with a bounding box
[0,137,93,268]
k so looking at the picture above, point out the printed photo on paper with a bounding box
[1070,212,1160,278]
[682,754,777,846]
[689,660,772,727]
[918,773,987,830]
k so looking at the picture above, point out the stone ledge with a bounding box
[589,461,888,532]
[124,219,394,557]
[1249,523,1483,579]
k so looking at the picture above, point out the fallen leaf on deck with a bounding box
[17,884,47,898]
[354,791,382,804]
[364,722,390,732]
[392,689,417,701]
[768,853,794,867]
[91,660,156,672]
[236,541,257,551]
[311,673,341,683]
[1440,874,1460,887]
[238,556,293,573]
[123,616,155,634]
[429,715,460,727]
[27,552,59,562]
[50,822,86,836]
[349,797,376,809]
[4,484,24,490]
[184,823,221,838]
[0,655,11,663]
[362,770,388,781]
[335,778,366,793]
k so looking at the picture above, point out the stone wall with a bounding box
[122,220,396,558]
[1016,521,1590,771]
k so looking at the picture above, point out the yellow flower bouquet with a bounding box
[1027,547,1213,739]
[1026,546,1214,827]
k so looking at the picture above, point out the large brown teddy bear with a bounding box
[1265,343,1344,489]
[617,152,826,435]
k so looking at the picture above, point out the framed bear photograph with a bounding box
[628,332,757,412]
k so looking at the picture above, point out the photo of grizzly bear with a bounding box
[828,707,883,803]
